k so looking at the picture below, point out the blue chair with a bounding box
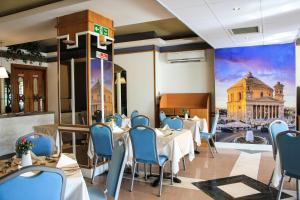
[88,138,127,200]
[16,133,55,157]
[130,110,139,119]
[159,111,166,123]
[162,117,183,129]
[90,123,113,183]
[162,117,187,170]
[267,120,289,187]
[129,126,169,197]
[114,113,122,127]
[200,113,219,158]
[131,115,150,127]
[0,165,66,200]
[275,130,300,200]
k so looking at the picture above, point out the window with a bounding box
[238,92,242,101]
[260,92,263,97]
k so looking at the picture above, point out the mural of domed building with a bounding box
[227,72,284,123]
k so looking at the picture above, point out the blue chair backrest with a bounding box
[269,120,288,159]
[114,113,122,127]
[90,123,113,158]
[159,111,166,122]
[211,113,220,136]
[276,130,300,177]
[106,139,127,200]
[129,126,158,165]
[17,133,54,157]
[0,165,66,200]
[163,117,183,129]
[130,110,139,119]
[131,115,150,127]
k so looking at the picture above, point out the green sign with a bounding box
[94,24,109,36]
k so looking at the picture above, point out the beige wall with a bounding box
[156,49,215,110]
[114,51,156,126]
[47,62,58,122]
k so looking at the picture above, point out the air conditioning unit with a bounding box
[166,50,206,63]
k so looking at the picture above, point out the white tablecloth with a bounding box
[87,128,194,174]
[183,118,208,146]
[57,154,90,200]
[156,128,195,174]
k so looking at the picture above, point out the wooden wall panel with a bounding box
[57,10,114,40]
[160,93,211,130]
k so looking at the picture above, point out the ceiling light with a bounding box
[233,7,240,11]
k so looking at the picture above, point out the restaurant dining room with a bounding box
[1,0,300,200]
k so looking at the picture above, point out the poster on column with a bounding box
[214,43,296,144]
[91,58,113,122]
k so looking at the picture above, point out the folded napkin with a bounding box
[121,114,127,118]
[162,124,169,130]
[56,154,77,168]
[192,115,200,121]
[155,129,164,137]
[113,126,124,133]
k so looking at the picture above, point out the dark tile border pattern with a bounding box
[192,175,291,200]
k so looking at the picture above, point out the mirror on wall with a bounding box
[1,73,12,113]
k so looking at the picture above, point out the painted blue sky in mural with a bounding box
[91,59,113,91]
[215,43,295,108]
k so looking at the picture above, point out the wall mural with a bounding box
[90,59,113,121]
[215,43,296,144]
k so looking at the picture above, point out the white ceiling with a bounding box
[156,0,300,48]
[0,0,173,46]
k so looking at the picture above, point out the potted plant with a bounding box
[182,109,189,120]
[16,137,33,167]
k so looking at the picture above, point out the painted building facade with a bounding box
[227,72,284,122]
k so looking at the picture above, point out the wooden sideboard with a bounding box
[159,93,211,130]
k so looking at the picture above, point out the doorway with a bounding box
[114,64,127,115]
[11,64,47,113]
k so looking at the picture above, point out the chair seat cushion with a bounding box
[158,155,168,166]
[88,186,105,200]
[200,132,212,140]
[136,155,168,166]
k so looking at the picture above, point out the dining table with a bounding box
[88,126,195,177]
[0,153,90,200]
[183,117,208,147]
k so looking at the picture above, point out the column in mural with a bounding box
[214,43,296,145]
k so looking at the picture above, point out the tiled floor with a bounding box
[86,146,298,199]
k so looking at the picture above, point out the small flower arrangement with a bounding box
[16,137,33,155]
[182,108,189,116]
[105,115,117,123]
